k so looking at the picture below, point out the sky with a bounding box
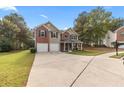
[0,6,124,30]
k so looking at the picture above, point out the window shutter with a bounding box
[51,32,53,38]
[56,32,58,38]
[39,30,40,37]
[45,30,47,37]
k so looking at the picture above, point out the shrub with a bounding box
[94,44,107,47]
[30,48,36,53]
[1,45,11,52]
[0,41,11,52]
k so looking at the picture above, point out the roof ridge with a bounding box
[65,28,78,35]
[115,26,124,33]
[33,21,60,32]
[44,21,60,32]
[33,22,48,30]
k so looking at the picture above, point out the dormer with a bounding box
[60,28,79,41]
[66,28,79,40]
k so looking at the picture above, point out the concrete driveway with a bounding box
[27,52,124,87]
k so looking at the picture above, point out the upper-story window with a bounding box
[65,35,68,38]
[71,35,77,40]
[51,32,58,38]
[65,35,68,39]
[41,31,45,36]
[39,30,46,37]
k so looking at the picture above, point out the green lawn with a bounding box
[110,52,124,59]
[0,50,35,87]
[68,50,105,56]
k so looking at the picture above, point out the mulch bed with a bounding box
[84,47,124,53]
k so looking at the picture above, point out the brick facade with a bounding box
[33,22,82,52]
[117,27,124,41]
[36,25,49,43]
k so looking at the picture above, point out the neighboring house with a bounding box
[60,28,83,51]
[33,22,83,52]
[103,30,116,47]
[103,26,124,48]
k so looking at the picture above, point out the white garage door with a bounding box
[119,45,124,48]
[50,43,60,52]
[37,43,48,52]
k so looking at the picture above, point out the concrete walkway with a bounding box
[27,52,124,87]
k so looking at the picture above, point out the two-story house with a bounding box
[60,28,83,51]
[33,22,60,52]
[103,26,124,48]
[33,22,83,52]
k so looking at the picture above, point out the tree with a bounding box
[74,11,93,46]
[4,13,32,49]
[0,19,20,51]
[88,7,112,45]
[74,7,124,47]
[110,18,124,31]
[0,13,34,51]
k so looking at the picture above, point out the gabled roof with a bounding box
[33,21,60,32]
[65,28,78,35]
[114,26,124,33]
[59,30,65,34]
[43,21,60,32]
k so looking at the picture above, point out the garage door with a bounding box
[50,43,60,52]
[37,43,48,52]
[119,45,124,49]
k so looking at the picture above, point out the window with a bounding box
[41,31,45,36]
[53,32,56,37]
[51,32,53,38]
[71,35,77,40]
[39,30,46,37]
[65,35,67,38]
[71,35,74,39]
[51,32,58,38]
[74,36,77,39]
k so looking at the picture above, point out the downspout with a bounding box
[48,30,50,52]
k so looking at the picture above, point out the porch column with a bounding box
[77,43,79,50]
[71,43,74,50]
[64,43,66,51]
[81,43,83,50]
[67,43,69,52]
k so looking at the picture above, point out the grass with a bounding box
[68,50,105,56]
[68,47,124,56]
[110,52,124,59]
[0,50,35,87]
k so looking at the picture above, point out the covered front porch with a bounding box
[60,40,83,52]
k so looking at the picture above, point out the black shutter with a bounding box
[56,32,58,38]
[45,30,47,37]
[39,30,40,37]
